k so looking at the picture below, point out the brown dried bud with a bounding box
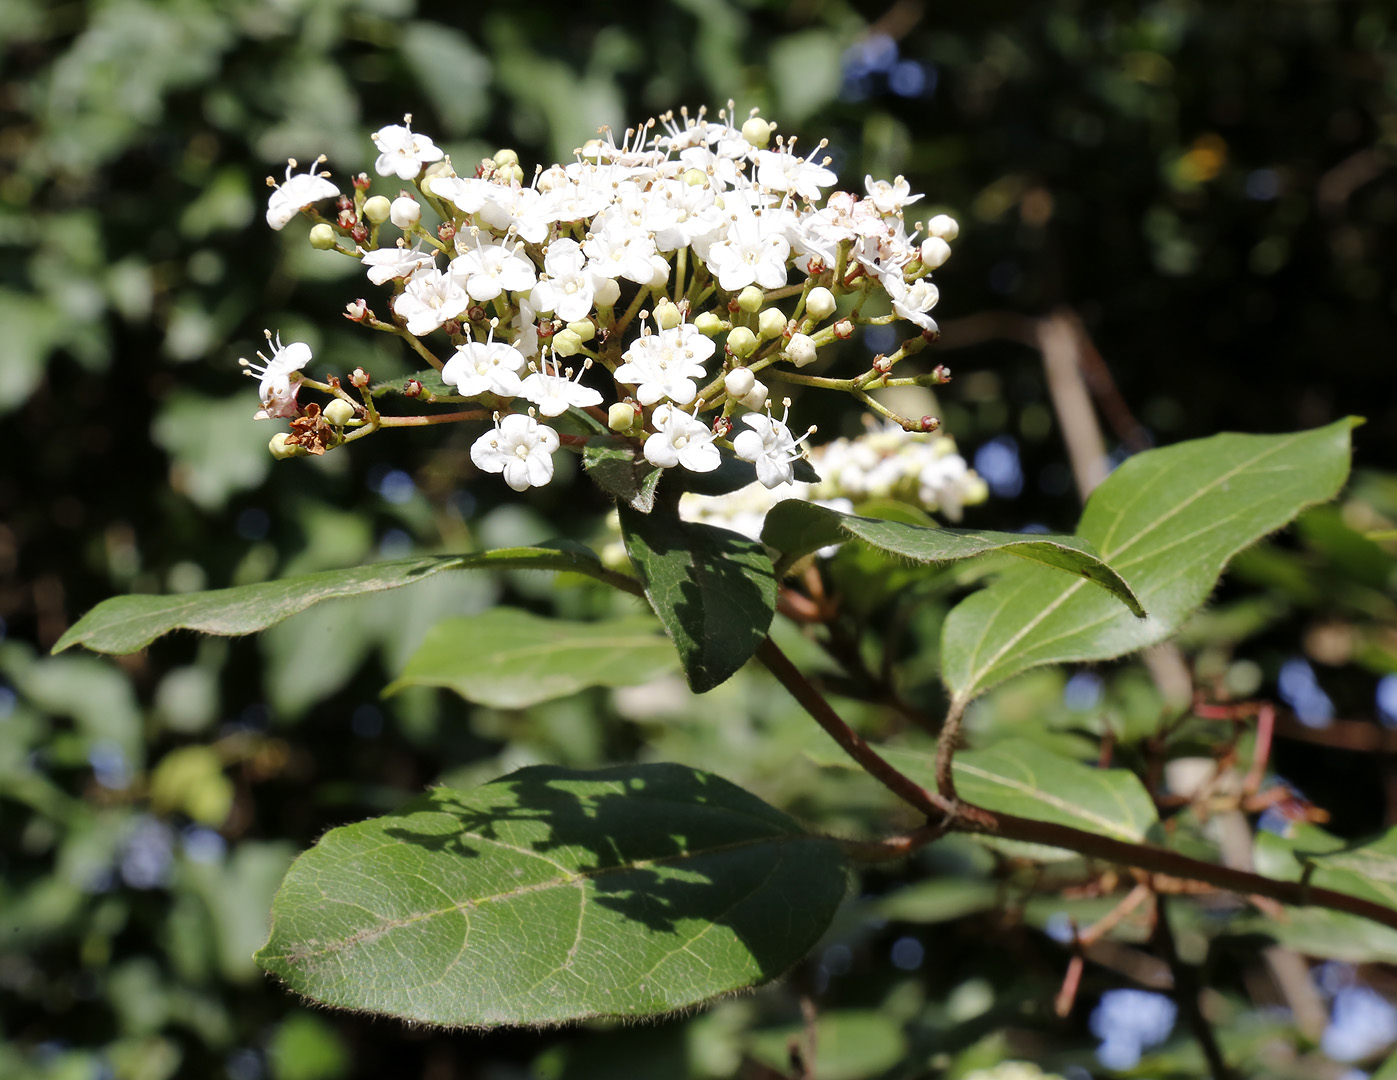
[344,299,368,322]
[336,195,354,212]
[325,375,341,390]
[352,172,372,191]
[286,402,335,455]
[466,306,488,323]
[337,209,356,229]
[712,415,732,438]
[350,224,369,245]
[349,367,370,388]
[438,221,456,244]
[919,415,941,433]
[404,379,423,398]
[932,363,951,383]
[872,354,894,374]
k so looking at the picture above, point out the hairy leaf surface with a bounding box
[256,764,849,1026]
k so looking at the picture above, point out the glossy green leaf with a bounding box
[942,420,1358,702]
[582,438,661,512]
[384,608,679,708]
[882,739,1159,855]
[54,547,639,655]
[1285,823,1397,913]
[255,764,849,1026]
[618,506,777,693]
[762,500,1143,613]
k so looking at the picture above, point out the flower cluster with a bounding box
[678,423,988,544]
[244,105,965,505]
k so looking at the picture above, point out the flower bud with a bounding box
[740,380,768,412]
[682,168,708,187]
[308,223,337,250]
[553,328,584,357]
[608,402,636,431]
[323,398,356,426]
[806,286,836,320]
[737,285,764,313]
[726,326,758,358]
[741,116,774,148]
[724,366,755,399]
[784,333,818,367]
[756,307,786,340]
[269,432,299,459]
[593,277,621,307]
[422,160,456,182]
[694,311,725,336]
[349,367,370,388]
[653,298,682,330]
[362,196,392,224]
[497,163,525,185]
[834,318,854,339]
[920,236,952,269]
[580,139,604,163]
[927,214,960,241]
[390,196,420,230]
[566,319,595,342]
[493,148,520,168]
[344,299,368,322]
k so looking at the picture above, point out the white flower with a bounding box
[885,275,940,332]
[582,217,659,284]
[529,239,598,323]
[643,404,720,472]
[449,235,537,302]
[442,324,527,399]
[240,330,312,417]
[864,174,924,214]
[372,116,444,180]
[360,241,437,285]
[471,413,560,491]
[265,156,340,230]
[732,404,814,488]
[703,209,791,292]
[393,267,470,336]
[519,356,603,417]
[755,145,837,202]
[614,323,715,406]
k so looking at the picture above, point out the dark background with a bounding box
[2,2,1395,1077]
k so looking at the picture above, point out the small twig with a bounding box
[755,637,962,822]
[934,696,968,800]
[1154,893,1235,1080]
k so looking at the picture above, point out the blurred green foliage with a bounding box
[3,0,1397,1077]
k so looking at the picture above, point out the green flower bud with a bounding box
[737,285,764,313]
[566,319,596,343]
[727,326,758,358]
[653,298,682,330]
[757,307,786,340]
[806,286,836,320]
[553,328,584,357]
[493,148,520,168]
[362,195,392,224]
[608,402,637,431]
[497,163,525,185]
[682,168,708,187]
[269,432,299,459]
[309,223,337,250]
[323,398,356,426]
[741,116,774,148]
[694,311,725,336]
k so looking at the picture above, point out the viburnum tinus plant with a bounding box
[58,106,1379,1048]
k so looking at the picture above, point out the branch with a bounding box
[1155,894,1235,1080]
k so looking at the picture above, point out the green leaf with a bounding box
[54,546,639,655]
[384,608,679,708]
[762,500,1143,613]
[369,369,465,404]
[582,437,661,512]
[1288,824,1397,913]
[942,420,1358,702]
[255,764,849,1026]
[618,506,777,693]
[881,739,1159,857]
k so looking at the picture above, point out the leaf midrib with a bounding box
[264,827,813,965]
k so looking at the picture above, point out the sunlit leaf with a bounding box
[256,764,849,1025]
